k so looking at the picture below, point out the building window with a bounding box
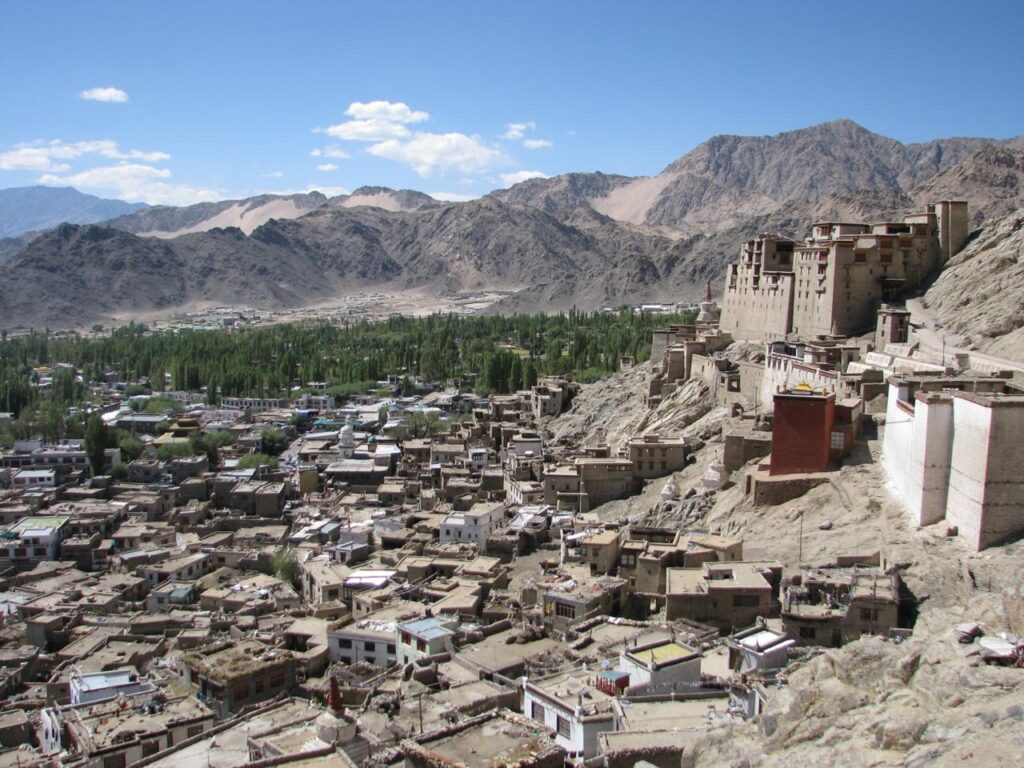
[555,602,575,619]
[531,701,545,721]
[556,715,571,737]
[103,755,127,768]
[799,626,816,639]
[364,640,375,651]
[234,683,250,700]
[142,740,160,757]
[187,725,205,738]
[733,594,760,607]
[830,432,845,450]
[386,643,396,654]
[337,638,352,649]
[860,608,879,622]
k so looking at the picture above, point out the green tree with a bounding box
[271,547,299,585]
[156,442,194,462]
[402,411,443,439]
[259,428,289,456]
[84,413,108,476]
[118,434,145,461]
[237,453,279,470]
[400,375,414,397]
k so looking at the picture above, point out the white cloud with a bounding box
[344,100,429,124]
[0,139,168,172]
[310,146,349,159]
[319,101,509,178]
[368,132,508,177]
[522,138,553,149]
[500,170,549,186]
[39,163,219,205]
[316,163,339,172]
[429,192,478,202]
[323,100,430,143]
[323,118,411,143]
[261,170,284,178]
[80,86,129,103]
[323,119,411,142]
[501,121,535,140]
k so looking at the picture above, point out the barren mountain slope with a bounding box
[912,146,1024,227]
[330,186,438,212]
[923,210,1024,361]
[492,120,1011,235]
[107,192,327,237]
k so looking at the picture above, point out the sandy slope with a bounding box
[590,173,675,225]
[141,198,316,237]
[335,192,409,212]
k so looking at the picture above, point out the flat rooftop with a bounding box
[626,640,699,666]
[416,713,558,767]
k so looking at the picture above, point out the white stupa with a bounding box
[338,415,355,458]
[696,280,720,324]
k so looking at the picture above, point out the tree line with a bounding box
[0,309,695,427]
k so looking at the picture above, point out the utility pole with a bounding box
[798,510,804,563]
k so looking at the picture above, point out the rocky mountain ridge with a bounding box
[0,185,147,239]
[2,120,1022,330]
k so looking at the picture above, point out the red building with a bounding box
[770,388,836,475]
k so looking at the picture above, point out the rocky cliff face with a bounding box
[923,211,1024,360]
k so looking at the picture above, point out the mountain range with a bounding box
[0,185,147,246]
[1,119,1022,329]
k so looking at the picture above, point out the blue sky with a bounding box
[1,0,1021,205]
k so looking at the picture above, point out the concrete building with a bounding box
[69,668,153,705]
[440,502,505,546]
[782,566,900,647]
[665,562,780,631]
[581,529,623,576]
[0,515,70,566]
[883,373,1024,550]
[138,552,211,588]
[181,641,295,717]
[727,626,795,674]
[327,601,422,666]
[626,434,690,481]
[720,202,969,341]
[543,457,634,513]
[617,638,702,690]
[875,303,911,350]
[523,667,617,761]
[41,693,214,766]
[395,615,459,666]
